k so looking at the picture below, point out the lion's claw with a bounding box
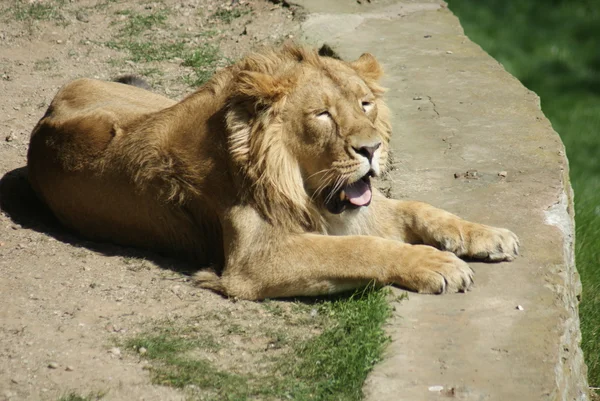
[398,247,474,294]
[467,226,519,262]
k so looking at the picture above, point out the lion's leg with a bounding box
[371,195,519,262]
[203,233,473,300]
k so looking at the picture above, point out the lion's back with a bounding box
[26,79,214,259]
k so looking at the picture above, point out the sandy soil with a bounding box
[0,1,303,400]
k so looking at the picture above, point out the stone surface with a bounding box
[296,1,589,400]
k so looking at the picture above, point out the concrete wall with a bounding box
[295,1,589,400]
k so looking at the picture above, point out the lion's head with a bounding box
[224,44,391,231]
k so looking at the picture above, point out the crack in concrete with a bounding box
[427,95,440,117]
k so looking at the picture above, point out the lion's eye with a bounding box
[361,101,374,113]
[316,110,331,121]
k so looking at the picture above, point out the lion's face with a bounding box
[281,59,389,214]
[227,45,391,228]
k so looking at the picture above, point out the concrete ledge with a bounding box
[296,1,588,400]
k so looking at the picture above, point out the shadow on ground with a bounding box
[0,166,198,275]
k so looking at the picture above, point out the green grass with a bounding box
[115,9,169,36]
[446,0,600,392]
[106,40,186,63]
[280,287,393,400]
[57,391,105,401]
[33,58,58,71]
[104,8,219,86]
[123,287,392,400]
[10,0,66,21]
[211,8,250,24]
[182,45,219,87]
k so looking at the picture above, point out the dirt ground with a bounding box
[0,1,305,400]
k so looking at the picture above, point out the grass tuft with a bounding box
[182,45,219,86]
[11,0,65,21]
[57,391,105,401]
[106,40,186,63]
[119,10,168,36]
[211,8,250,24]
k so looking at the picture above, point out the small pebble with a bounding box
[465,170,479,179]
[516,305,524,311]
[138,347,147,355]
[48,362,59,369]
[446,50,453,54]
[428,385,444,392]
[5,134,15,142]
[56,39,63,44]
[65,366,74,371]
[109,347,121,356]
[413,96,422,100]
[498,171,508,177]
[75,11,89,22]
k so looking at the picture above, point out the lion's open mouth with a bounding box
[325,174,373,214]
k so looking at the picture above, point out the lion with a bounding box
[26,44,519,300]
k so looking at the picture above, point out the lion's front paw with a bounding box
[461,224,520,262]
[395,246,474,294]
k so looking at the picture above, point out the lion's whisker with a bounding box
[325,175,347,204]
[311,170,335,201]
[306,168,332,181]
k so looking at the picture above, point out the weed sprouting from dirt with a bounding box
[8,0,66,22]
[139,67,164,78]
[123,286,392,400]
[181,45,219,86]
[117,9,169,36]
[105,38,187,63]
[34,58,58,71]
[57,390,106,401]
[211,8,250,24]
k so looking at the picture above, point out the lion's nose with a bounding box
[352,142,381,163]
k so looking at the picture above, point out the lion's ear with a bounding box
[351,53,383,82]
[237,71,294,103]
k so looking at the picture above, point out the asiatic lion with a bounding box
[27,44,519,300]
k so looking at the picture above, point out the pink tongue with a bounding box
[345,180,372,206]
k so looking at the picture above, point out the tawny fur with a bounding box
[27,44,519,300]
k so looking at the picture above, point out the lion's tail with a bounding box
[192,269,226,295]
[113,75,151,90]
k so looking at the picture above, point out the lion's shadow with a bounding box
[0,166,198,274]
